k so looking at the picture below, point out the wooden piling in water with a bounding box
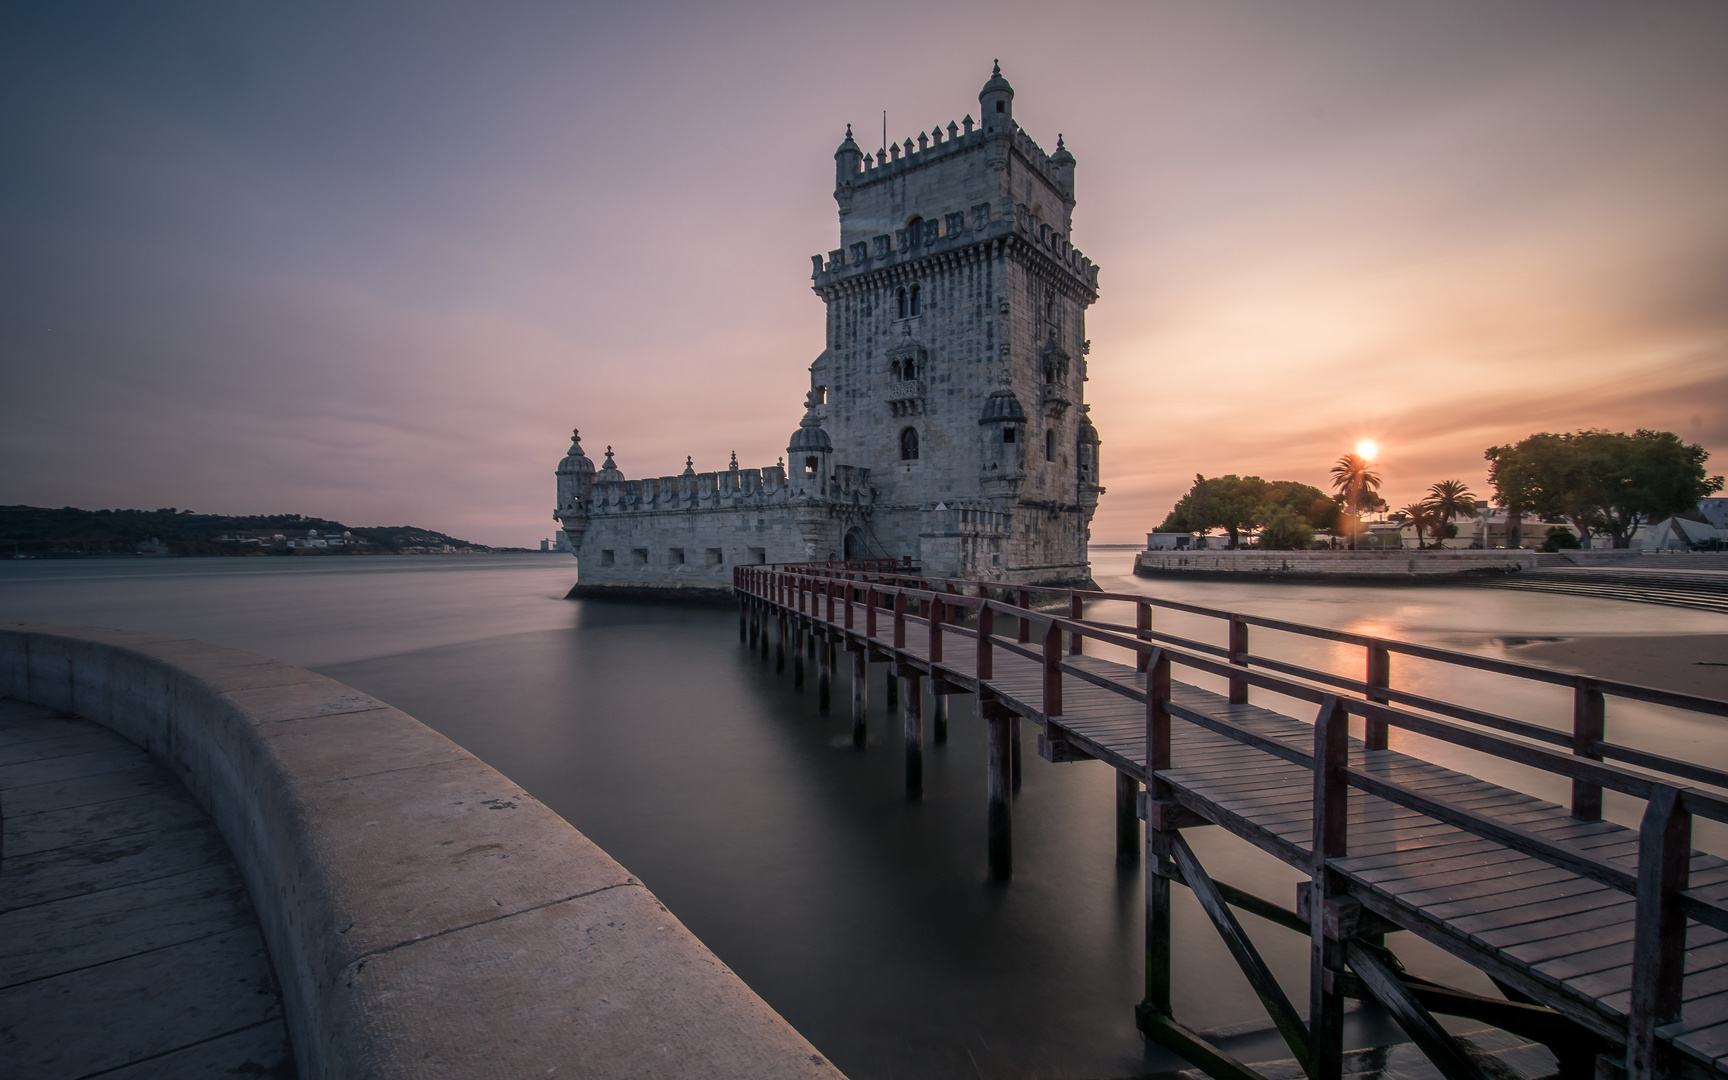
[792,623,805,690]
[850,648,867,747]
[932,690,948,745]
[817,638,832,713]
[984,698,1013,879]
[902,668,922,799]
[1116,770,1140,863]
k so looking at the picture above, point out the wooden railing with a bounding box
[736,562,1728,1074]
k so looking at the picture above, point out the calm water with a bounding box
[5,549,1727,1079]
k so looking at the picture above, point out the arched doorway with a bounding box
[843,527,866,560]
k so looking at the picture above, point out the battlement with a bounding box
[810,191,1098,294]
[582,463,873,518]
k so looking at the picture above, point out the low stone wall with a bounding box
[1133,549,1537,579]
[0,623,843,1080]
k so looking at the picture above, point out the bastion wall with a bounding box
[0,623,844,1080]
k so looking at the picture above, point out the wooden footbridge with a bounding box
[734,561,1728,1080]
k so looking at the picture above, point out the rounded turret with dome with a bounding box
[555,429,596,511]
[979,60,1014,128]
[789,389,834,498]
[833,123,862,213]
[595,446,625,484]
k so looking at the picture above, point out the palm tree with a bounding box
[1330,454,1383,550]
[1400,503,1435,548]
[1425,480,1477,546]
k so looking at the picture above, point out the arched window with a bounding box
[896,287,908,319]
[909,283,921,316]
[1003,425,1016,444]
[891,360,903,380]
[903,356,916,380]
[995,101,1005,114]
[1045,428,1055,462]
[901,427,920,461]
[908,217,924,246]
[804,456,818,474]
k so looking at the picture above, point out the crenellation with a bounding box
[557,64,1103,595]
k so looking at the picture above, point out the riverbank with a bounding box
[1134,548,1536,579]
[1510,634,1728,699]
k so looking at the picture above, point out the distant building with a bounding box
[555,64,1104,596]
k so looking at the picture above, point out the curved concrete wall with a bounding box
[1134,549,1537,578]
[0,623,844,1080]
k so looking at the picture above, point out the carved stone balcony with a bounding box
[887,380,925,417]
[1040,381,1071,418]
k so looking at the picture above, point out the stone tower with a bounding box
[808,62,1103,582]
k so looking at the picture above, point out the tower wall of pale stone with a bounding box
[556,67,1105,595]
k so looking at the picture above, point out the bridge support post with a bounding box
[1310,696,1352,1080]
[1011,715,1022,792]
[817,638,832,714]
[901,668,923,800]
[850,648,868,748]
[1116,770,1140,863]
[775,615,786,672]
[886,668,898,711]
[983,698,1014,880]
[793,623,805,690]
[932,690,948,745]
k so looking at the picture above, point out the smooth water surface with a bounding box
[5,550,1726,1079]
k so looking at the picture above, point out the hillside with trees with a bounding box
[0,506,503,557]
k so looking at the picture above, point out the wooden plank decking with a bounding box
[751,579,1728,1079]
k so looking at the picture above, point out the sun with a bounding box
[1355,439,1379,461]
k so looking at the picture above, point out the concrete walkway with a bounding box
[0,698,294,1079]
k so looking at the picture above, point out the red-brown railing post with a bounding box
[1629,785,1691,1080]
[1572,680,1606,821]
[894,590,907,650]
[1042,619,1063,717]
[929,596,944,663]
[1068,591,1082,655]
[1228,615,1249,705]
[1146,648,1171,774]
[866,586,877,638]
[1135,601,1152,673]
[844,579,854,630]
[825,579,835,624]
[1017,589,1031,644]
[798,575,807,614]
[976,602,994,681]
[1365,645,1390,750]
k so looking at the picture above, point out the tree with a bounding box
[1399,502,1435,548]
[1257,506,1315,550]
[1485,430,1723,549]
[1157,475,1334,549]
[1329,454,1383,550]
[1424,480,1477,546]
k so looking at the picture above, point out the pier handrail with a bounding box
[737,561,1728,1074]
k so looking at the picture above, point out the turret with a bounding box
[834,124,862,216]
[788,390,834,499]
[1077,408,1102,513]
[979,60,1014,130]
[1050,133,1075,204]
[553,429,596,547]
[978,387,1028,499]
[596,446,624,483]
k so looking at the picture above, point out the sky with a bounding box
[2,1,1724,547]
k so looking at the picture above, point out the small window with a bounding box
[908,217,924,246]
[995,101,1005,114]
[804,455,818,473]
[633,548,648,565]
[891,360,903,380]
[909,283,921,316]
[670,547,685,564]
[1045,429,1055,462]
[749,546,766,564]
[1003,426,1016,444]
[600,549,615,567]
[707,548,724,566]
[901,427,920,461]
[897,287,908,319]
